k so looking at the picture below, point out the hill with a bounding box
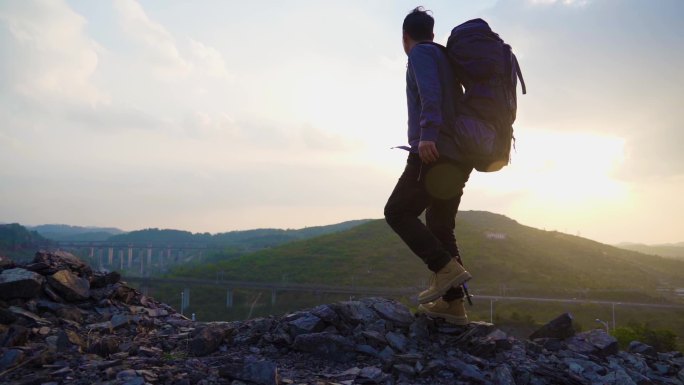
[29,224,125,242]
[616,242,684,260]
[108,219,371,253]
[0,223,54,260]
[169,211,684,302]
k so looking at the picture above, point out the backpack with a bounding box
[445,18,526,172]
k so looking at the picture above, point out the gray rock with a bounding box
[311,304,339,323]
[0,349,23,370]
[33,251,92,276]
[355,344,379,357]
[0,268,45,299]
[288,313,324,337]
[446,358,486,384]
[628,341,656,357]
[529,312,575,340]
[292,332,355,362]
[334,301,377,326]
[359,365,384,381]
[378,345,395,361]
[369,298,415,327]
[493,364,515,385]
[392,363,415,376]
[189,325,227,356]
[47,269,90,301]
[219,360,278,385]
[566,329,618,357]
[385,331,409,352]
[409,316,430,340]
[110,314,130,329]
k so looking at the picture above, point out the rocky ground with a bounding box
[0,252,683,385]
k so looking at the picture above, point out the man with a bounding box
[384,7,473,325]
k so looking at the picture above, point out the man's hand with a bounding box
[418,140,439,164]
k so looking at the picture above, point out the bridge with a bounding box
[56,241,211,275]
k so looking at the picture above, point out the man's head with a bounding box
[402,6,434,55]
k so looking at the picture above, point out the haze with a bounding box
[1,0,682,244]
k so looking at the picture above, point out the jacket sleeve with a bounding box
[409,45,443,142]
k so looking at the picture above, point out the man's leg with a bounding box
[424,161,472,301]
[384,153,452,273]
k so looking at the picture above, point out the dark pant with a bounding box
[384,152,472,301]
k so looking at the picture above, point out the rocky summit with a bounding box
[1,252,683,385]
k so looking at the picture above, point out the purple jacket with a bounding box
[405,42,463,156]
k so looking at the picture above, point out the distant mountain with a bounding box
[0,223,54,261]
[30,224,125,242]
[170,211,684,302]
[616,242,684,260]
[107,219,372,251]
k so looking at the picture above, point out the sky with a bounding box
[0,0,682,244]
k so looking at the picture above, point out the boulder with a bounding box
[368,298,415,327]
[566,329,618,357]
[628,341,656,357]
[189,325,227,356]
[47,270,90,301]
[288,313,325,337]
[0,268,45,300]
[32,251,92,277]
[529,312,575,340]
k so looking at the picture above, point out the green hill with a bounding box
[0,223,54,261]
[169,211,684,302]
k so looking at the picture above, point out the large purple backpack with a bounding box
[446,18,526,172]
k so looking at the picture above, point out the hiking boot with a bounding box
[416,297,469,325]
[417,259,471,304]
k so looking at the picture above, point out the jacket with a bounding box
[405,42,464,161]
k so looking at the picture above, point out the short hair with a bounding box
[402,6,434,41]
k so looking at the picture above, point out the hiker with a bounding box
[384,7,473,325]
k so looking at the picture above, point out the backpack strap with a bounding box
[513,53,527,95]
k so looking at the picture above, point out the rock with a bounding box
[292,332,356,362]
[55,306,83,324]
[288,313,324,337]
[446,358,486,384]
[219,360,279,385]
[567,329,618,357]
[334,301,377,326]
[89,271,120,289]
[385,331,409,352]
[32,251,92,277]
[359,365,384,382]
[392,363,415,376]
[628,341,657,357]
[110,314,130,329]
[47,270,90,301]
[0,307,17,324]
[310,304,339,323]
[494,364,515,385]
[189,325,227,356]
[88,335,120,357]
[529,312,575,340]
[0,325,28,347]
[0,348,23,370]
[368,298,415,327]
[0,268,45,300]
[409,316,430,340]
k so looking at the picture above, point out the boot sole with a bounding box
[416,304,469,326]
[417,271,472,304]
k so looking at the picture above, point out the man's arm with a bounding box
[409,44,443,163]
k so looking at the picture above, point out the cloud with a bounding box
[0,0,104,106]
